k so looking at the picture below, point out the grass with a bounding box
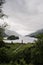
[0,63,34,65]
[0,64,11,65]
[5,43,20,53]
[5,43,34,54]
[0,43,34,65]
[15,43,33,53]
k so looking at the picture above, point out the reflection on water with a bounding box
[3,37,37,43]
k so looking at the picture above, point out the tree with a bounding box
[0,0,5,40]
[31,34,43,65]
[0,47,11,63]
[0,0,8,47]
[0,22,8,40]
[0,0,4,17]
[7,35,19,40]
[0,0,7,19]
[0,23,8,47]
[0,0,8,40]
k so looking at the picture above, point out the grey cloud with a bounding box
[3,0,43,35]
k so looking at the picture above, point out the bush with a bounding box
[0,47,11,63]
[31,37,43,65]
[12,47,31,65]
[7,35,19,40]
[0,41,5,47]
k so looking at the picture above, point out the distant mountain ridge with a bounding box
[3,33,8,37]
[5,29,21,37]
[26,29,43,37]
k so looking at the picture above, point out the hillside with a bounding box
[0,29,21,38]
[5,29,21,37]
[26,29,43,38]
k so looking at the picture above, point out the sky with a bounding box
[1,0,43,35]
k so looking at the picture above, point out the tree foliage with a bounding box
[7,35,19,40]
[0,47,11,63]
[31,34,43,65]
[0,0,6,18]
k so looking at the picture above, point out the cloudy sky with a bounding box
[1,0,43,35]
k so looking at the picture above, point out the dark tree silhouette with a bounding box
[7,35,19,40]
[0,0,5,18]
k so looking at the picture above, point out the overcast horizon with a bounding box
[0,0,43,35]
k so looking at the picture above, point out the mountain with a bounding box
[5,29,21,37]
[3,33,8,37]
[26,29,43,38]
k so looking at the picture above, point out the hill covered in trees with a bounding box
[26,29,43,38]
[7,35,19,40]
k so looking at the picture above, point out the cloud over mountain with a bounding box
[3,0,43,35]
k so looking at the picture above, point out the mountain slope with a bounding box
[26,29,43,38]
[5,29,21,37]
[3,32,8,37]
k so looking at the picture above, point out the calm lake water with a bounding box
[3,37,37,43]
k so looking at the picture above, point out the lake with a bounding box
[3,37,37,43]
